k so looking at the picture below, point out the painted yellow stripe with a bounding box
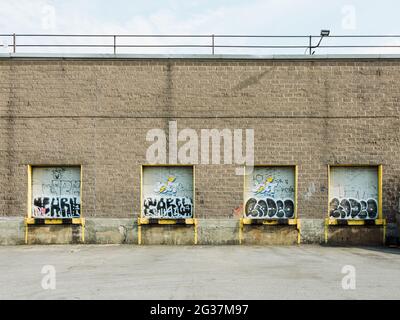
[242,218,252,225]
[25,218,35,225]
[158,220,178,225]
[262,220,279,225]
[242,218,298,225]
[139,217,195,225]
[346,220,365,226]
[72,218,84,225]
[327,219,384,226]
[44,219,63,225]
[138,218,149,225]
[327,219,338,225]
[25,218,85,225]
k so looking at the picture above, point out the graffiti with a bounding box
[252,175,276,196]
[233,204,243,217]
[143,197,193,218]
[329,198,378,219]
[245,197,295,218]
[143,166,194,219]
[329,167,378,220]
[244,167,295,219]
[251,174,294,198]
[33,197,80,218]
[32,167,81,219]
[51,168,65,180]
[154,176,184,196]
[42,180,81,196]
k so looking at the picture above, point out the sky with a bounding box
[0,0,399,55]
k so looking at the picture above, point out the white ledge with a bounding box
[1,53,400,60]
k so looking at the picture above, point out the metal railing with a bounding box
[1,33,400,55]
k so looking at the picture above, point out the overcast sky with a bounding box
[0,0,399,54]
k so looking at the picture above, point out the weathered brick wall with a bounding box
[0,58,399,225]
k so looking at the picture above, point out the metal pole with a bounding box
[212,34,215,55]
[113,35,116,54]
[309,35,312,55]
[13,33,16,53]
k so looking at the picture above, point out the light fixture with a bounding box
[308,29,331,54]
[320,29,330,37]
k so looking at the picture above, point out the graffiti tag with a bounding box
[143,197,193,218]
[245,198,295,219]
[329,197,377,219]
[33,197,81,218]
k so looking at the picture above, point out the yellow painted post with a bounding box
[326,165,330,245]
[243,165,246,218]
[27,165,32,219]
[192,166,196,245]
[193,165,195,220]
[140,165,143,220]
[80,165,83,224]
[378,165,383,220]
[327,165,330,220]
[295,165,298,219]
[295,165,299,244]
[139,166,143,245]
[26,165,32,244]
[240,166,246,245]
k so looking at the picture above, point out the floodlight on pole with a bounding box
[309,29,331,54]
[320,29,330,37]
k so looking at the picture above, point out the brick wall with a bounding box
[0,57,399,225]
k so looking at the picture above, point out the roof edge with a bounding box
[1,53,400,60]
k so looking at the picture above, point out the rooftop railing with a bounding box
[1,34,400,55]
